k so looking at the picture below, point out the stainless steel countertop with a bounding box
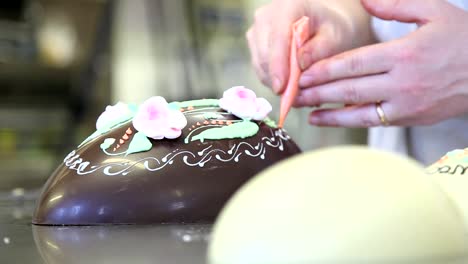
[0,192,211,264]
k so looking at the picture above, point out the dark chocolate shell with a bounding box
[32,105,301,225]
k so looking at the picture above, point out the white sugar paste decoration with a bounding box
[96,102,133,130]
[198,145,212,156]
[63,129,291,176]
[219,86,272,120]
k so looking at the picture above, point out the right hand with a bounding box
[246,0,373,94]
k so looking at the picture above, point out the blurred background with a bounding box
[0,0,366,192]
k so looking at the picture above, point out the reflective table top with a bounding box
[0,191,211,264]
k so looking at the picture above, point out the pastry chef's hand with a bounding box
[246,0,374,94]
[296,0,468,127]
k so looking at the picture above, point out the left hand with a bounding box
[295,0,468,127]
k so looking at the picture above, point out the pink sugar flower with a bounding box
[219,86,272,120]
[132,96,187,139]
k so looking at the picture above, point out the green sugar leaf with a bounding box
[191,120,259,143]
[203,113,221,120]
[263,117,278,128]
[126,132,153,155]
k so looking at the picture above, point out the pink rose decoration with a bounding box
[132,96,187,139]
[96,102,133,130]
[219,86,272,120]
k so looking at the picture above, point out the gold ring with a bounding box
[375,102,390,126]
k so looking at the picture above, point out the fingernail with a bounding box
[299,52,311,70]
[272,76,282,94]
[299,74,313,87]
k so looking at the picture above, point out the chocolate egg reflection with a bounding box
[32,99,301,225]
[32,225,210,264]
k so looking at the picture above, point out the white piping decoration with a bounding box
[63,129,292,176]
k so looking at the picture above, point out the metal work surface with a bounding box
[0,193,211,264]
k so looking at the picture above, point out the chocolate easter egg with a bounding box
[32,94,301,225]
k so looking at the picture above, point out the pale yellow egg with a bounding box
[428,149,468,231]
[208,146,468,264]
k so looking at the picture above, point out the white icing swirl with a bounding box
[63,129,293,177]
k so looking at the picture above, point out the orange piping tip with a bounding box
[278,16,310,128]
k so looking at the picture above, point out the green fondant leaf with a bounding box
[203,113,221,120]
[191,120,259,143]
[128,103,139,113]
[168,102,181,110]
[100,138,116,150]
[126,132,153,155]
[263,117,278,128]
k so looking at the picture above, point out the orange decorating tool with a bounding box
[278,16,310,128]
